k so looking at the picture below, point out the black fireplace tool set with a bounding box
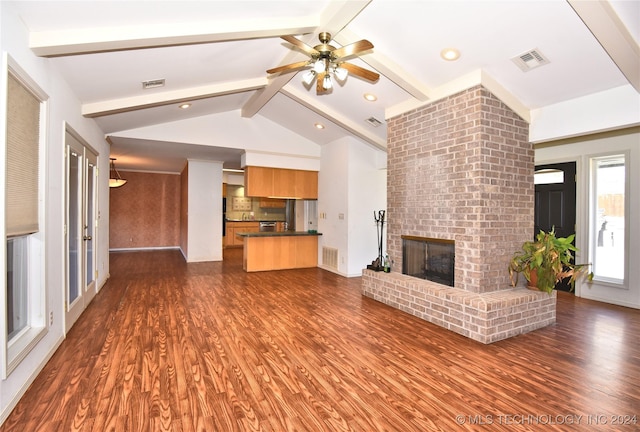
[367,210,390,272]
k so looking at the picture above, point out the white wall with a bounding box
[530,84,640,143]
[319,140,348,274]
[223,172,244,185]
[0,2,110,423]
[535,128,640,308]
[319,137,387,277]
[112,110,322,160]
[186,159,223,262]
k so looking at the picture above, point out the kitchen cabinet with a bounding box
[225,221,260,247]
[272,168,296,197]
[295,169,318,199]
[244,166,318,199]
[244,166,274,197]
[242,234,319,272]
[259,198,286,208]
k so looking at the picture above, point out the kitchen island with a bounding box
[237,231,322,272]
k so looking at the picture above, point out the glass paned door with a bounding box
[65,131,98,332]
[67,148,81,309]
[84,151,97,300]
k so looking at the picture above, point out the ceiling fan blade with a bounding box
[281,35,319,57]
[332,40,374,60]
[316,71,328,94]
[340,62,380,82]
[267,60,310,75]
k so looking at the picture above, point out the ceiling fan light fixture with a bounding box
[322,74,332,90]
[334,66,348,81]
[302,70,316,85]
[313,59,326,73]
[268,32,379,95]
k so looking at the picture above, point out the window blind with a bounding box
[6,72,40,236]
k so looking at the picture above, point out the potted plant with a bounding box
[509,228,593,293]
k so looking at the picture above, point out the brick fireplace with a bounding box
[362,85,556,344]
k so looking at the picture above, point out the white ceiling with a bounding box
[9,0,640,172]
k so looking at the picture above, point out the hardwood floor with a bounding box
[2,249,639,431]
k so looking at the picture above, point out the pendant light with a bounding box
[109,158,127,188]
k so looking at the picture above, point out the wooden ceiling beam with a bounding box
[30,19,316,57]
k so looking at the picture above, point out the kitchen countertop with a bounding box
[225,219,284,223]
[236,231,322,237]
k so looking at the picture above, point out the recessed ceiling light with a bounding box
[314,123,325,129]
[178,103,191,109]
[440,48,460,61]
[364,93,377,102]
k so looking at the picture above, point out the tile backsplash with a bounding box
[226,185,285,221]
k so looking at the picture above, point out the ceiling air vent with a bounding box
[142,79,165,89]
[512,49,550,72]
[365,117,383,127]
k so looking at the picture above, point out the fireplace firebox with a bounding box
[402,236,455,287]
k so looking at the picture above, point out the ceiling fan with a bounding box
[267,32,380,94]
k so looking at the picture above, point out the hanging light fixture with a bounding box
[322,74,333,89]
[302,34,352,91]
[302,70,316,85]
[333,65,348,81]
[109,158,127,188]
[305,57,348,91]
[267,32,379,95]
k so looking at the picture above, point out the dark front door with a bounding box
[534,162,576,292]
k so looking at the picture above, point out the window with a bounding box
[590,154,626,284]
[2,58,48,377]
[6,237,29,340]
[534,168,564,185]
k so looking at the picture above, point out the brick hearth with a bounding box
[362,85,557,343]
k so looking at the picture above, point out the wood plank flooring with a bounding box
[2,249,639,431]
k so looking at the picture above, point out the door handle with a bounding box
[83,236,92,241]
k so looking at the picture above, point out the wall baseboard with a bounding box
[109,246,180,252]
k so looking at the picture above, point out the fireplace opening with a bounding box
[402,236,455,287]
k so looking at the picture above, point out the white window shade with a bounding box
[6,72,40,236]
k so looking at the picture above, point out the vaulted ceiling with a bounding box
[10,0,639,172]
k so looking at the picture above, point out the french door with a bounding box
[65,130,98,333]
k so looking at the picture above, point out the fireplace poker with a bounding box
[375,210,385,269]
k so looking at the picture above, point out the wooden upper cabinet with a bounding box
[259,198,286,208]
[295,170,318,199]
[273,168,296,198]
[244,166,274,197]
[244,166,318,199]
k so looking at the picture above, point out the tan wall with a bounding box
[109,171,181,249]
[180,164,188,255]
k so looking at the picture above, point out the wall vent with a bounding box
[142,79,165,89]
[365,117,383,127]
[322,247,339,270]
[511,49,550,72]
